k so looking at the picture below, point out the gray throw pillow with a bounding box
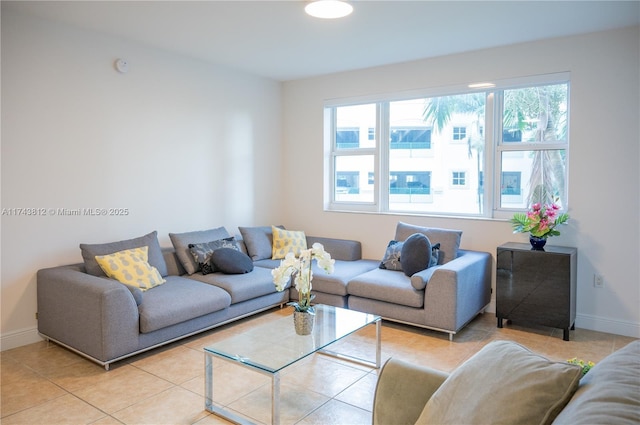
[210,248,254,274]
[189,237,241,275]
[80,231,168,277]
[169,227,230,275]
[239,225,284,261]
[400,233,432,277]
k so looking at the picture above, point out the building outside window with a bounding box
[501,171,521,195]
[336,171,360,194]
[336,127,360,149]
[390,127,431,149]
[326,73,569,218]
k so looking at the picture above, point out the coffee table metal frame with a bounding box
[204,305,381,425]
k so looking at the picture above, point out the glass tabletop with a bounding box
[204,305,380,373]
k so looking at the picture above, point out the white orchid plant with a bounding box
[272,243,335,314]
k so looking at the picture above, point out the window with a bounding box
[336,128,359,149]
[390,172,431,194]
[453,126,467,141]
[503,129,522,142]
[497,82,569,210]
[390,127,431,149]
[326,73,569,218]
[501,171,521,195]
[336,171,360,194]
[332,104,376,203]
[452,171,466,187]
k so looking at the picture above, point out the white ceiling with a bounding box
[6,1,640,81]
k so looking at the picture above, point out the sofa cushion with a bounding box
[189,237,241,275]
[138,276,231,333]
[211,248,254,274]
[272,226,307,259]
[95,246,166,291]
[416,340,582,425]
[80,230,167,277]
[169,227,230,275]
[310,259,379,296]
[239,225,284,261]
[401,233,433,276]
[552,340,640,425]
[348,268,424,308]
[187,266,277,304]
[395,222,462,264]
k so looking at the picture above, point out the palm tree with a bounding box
[503,84,567,207]
[423,84,568,211]
[423,93,486,213]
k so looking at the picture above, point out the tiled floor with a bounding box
[1,307,637,425]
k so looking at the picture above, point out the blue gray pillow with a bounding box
[381,236,440,275]
[211,248,254,274]
[400,233,441,276]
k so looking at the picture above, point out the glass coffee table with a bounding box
[204,304,381,425]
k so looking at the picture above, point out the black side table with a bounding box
[496,242,577,341]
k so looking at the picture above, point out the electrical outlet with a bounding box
[35,312,38,320]
[594,274,604,288]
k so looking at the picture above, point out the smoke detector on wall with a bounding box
[114,59,129,74]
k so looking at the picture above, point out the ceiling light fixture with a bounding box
[305,0,353,19]
[468,82,496,89]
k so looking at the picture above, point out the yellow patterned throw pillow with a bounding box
[271,226,307,259]
[95,246,165,291]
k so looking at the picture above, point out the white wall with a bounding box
[1,10,283,349]
[282,26,640,337]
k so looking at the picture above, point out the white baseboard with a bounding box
[576,313,640,338]
[486,302,639,338]
[0,326,43,351]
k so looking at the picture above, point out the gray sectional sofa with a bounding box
[37,222,491,370]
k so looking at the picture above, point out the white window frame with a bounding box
[324,72,570,219]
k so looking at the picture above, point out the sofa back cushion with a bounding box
[80,230,168,277]
[552,340,640,425]
[416,340,582,425]
[169,227,231,275]
[306,236,362,261]
[394,222,461,264]
[239,225,284,261]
